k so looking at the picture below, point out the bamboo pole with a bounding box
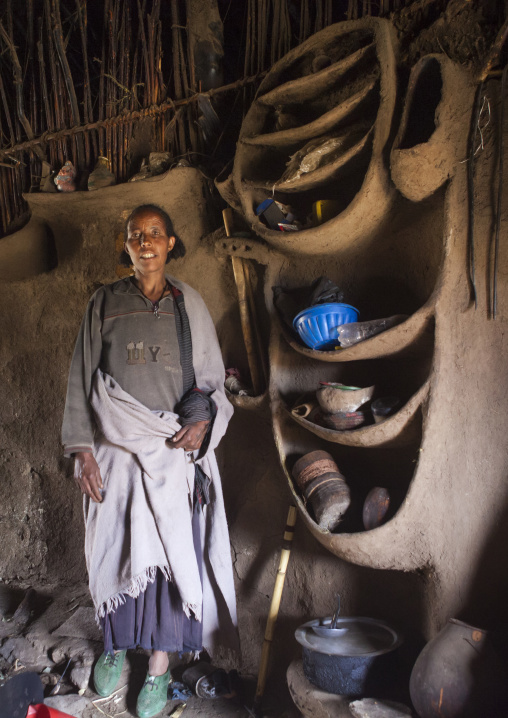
[75,0,94,161]
[0,21,44,160]
[254,506,298,711]
[51,0,84,166]
[44,0,65,164]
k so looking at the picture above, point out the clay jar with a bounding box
[292,450,351,531]
[409,618,507,717]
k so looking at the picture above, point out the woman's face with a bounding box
[124,209,175,276]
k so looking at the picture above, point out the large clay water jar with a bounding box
[409,618,507,717]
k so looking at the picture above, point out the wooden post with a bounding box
[223,208,263,395]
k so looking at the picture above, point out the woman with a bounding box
[62,204,237,718]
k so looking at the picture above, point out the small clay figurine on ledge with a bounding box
[54,160,77,192]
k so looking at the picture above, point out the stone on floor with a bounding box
[287,659,353,718]
[349,697,414,717]
[52,607,103,643]
[44,694,93,717]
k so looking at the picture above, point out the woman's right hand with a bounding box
[74,452,103,503]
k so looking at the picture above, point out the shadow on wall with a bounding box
[458,487,508,640]
[260,552,429,706]
[0,217,57,281]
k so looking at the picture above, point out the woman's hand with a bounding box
[170,420,210,452]
[74,451,103,503]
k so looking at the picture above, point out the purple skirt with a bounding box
[100,505,203,654]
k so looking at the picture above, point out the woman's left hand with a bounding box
[170,420,210,452]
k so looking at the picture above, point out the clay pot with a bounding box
[316,383,374,413]
[362,487,390,530]
[410,618,507,717]
[292,451,351,531]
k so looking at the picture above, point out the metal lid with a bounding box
[295,617,402,657]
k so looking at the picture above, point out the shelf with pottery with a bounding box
[283,379,429,449]
[269,389,425,567]
[275,297,436,363]
[266,301,433,567]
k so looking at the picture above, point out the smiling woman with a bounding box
[61,203,238,718]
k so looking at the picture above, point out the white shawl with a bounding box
[86,370,238,656]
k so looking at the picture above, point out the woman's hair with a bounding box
[119,203,186,267]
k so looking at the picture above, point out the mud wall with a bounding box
[1,83,508,703]
[0,167,428,683]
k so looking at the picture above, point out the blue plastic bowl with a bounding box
[293,303,359,350]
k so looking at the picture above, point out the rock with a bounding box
[40,161,57,192]
[88,157,116,191]
[52,607,102,643]
[0,635,48,668]
[54,161,77,192]
[40,671,60,687]
[349,698,414,718]
[50,644,67,664]
[0,588,37,638]
[44,694,92,717]
[70,663,92,692]
[287,659,354,718]
[50,639,97,669]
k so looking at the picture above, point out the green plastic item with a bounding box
[93,650,126,697]
[136,668,172,718]
[319,382,361,391]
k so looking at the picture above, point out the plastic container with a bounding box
[26,706,74,718]
[293,303,359,350]
[336,315,408,347]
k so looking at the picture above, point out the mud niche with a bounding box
[218,15,508,637]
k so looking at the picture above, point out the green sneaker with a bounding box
[136,669,171,718]
[93,650,126,697]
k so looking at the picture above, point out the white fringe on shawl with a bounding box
[86,370,239,656]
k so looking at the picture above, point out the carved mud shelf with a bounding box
[283,379,429,448]
[221,17,398,255]
[226,390,267,410]
[243,127,374,194]
[216,9,476,571]
[257,43,376,107]
[244,78,379,148]
[270,401,424,546]
[276,299,435,362]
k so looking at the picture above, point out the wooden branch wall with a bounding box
[0,0,405,238]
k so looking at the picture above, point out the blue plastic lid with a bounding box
[256,198,274,215]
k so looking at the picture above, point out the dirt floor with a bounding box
[0,583,297,718]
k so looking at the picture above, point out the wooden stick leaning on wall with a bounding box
[243,259,269,386]
[223,207,263,396]
[231,256,263,396]
[254,505,298,712]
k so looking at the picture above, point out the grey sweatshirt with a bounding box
[62,275,231,456]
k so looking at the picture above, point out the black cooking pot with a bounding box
[295,617,402,697]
